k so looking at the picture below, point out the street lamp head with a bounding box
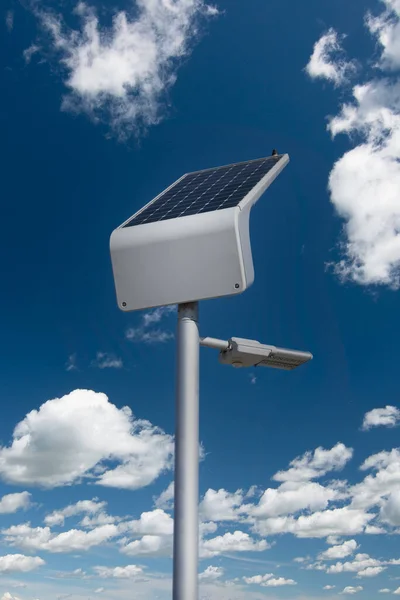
[219,337,313,370]
[110,154,289,312]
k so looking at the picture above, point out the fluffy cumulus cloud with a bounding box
[309,551,400,579]
[341,586,363,595]
[0,554,44,573]
[94,565,144,579]
[36,0,218,137]
[124,509,174,536]
[200,531,269,558]
[0,389,173,489]
[250,481,338,519]
[200,489,245,521]
[350,449,400,517]
[2,522,120,553]
[253,507,374,538]
[305,28,355,85]
[307,1,400,288]
[44,499,107,526]
[272,443,353,482]
[319,539,358,561]
[199,566,224,581]
[362,405,400,430]
[243,573,296,587]
[326,553,386,576]
[120,533,172,557]
[0,492,30,514]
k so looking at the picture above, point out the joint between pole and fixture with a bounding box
[178,302,199,322]
[199,337,230,351]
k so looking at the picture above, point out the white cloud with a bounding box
[324,585,336,590]
[326,536,342,545]
[394,588,400,595]
[94,589,104,594]
[5,10,13,32]
[126,306,175,343]
[154,481,174,509]
[243,574,296,587]
[0,554,44,573]
[326,553,386,576]
[80,511,119,528]
[357,566,386,577]
[243,574,274,585]
[0,389,173,489]
[65,353,78,371]
[379,590,391,594]
[199,521,218,537]
[126,328,174,344]
[38,0,217,137]
[340,586,363,595]
[365,525,386,534]
[367,0,400,70]
[199,566,224,581]
[124,509,174,536]
[253,507,374,538]
[91,352,123,369]
[250,481,338,519]
[262,577,296,587]
[319,539,358,560]
[380,490,400,526]
[0,492,31,514]
[94,565,144,578]
[55,567,87,578]
[2,594,20,600]
[120,534,172,557]
[311,552,400,579]
[305,29,355,86]
[272,443,353,482]
[142,306,176,327]
[362,406,400,430]
[200,489,244,521]
[2,523,119,553]
[45,499,106,526]
[294,556,310,563]
[200,531,269,558]
[23,44,41,64]
[350,449,400,511]
[308,0,400,289]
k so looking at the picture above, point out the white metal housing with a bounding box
[218,337,313,370]
[110,155,289,312]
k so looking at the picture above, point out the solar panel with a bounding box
[123,155,284,227]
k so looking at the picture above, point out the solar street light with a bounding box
[109,153,312,600]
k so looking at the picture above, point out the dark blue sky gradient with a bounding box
[0,0,399,594]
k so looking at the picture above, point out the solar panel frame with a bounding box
[119,154,289,229]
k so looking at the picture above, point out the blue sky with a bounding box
[1,0,400,598]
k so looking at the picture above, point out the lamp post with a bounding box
[110,153,313,600]
[173,302,200,600]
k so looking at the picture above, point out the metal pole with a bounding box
[173,302,200,600]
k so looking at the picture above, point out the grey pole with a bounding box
[173,302,200,600]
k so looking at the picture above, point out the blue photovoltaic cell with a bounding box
[123,155,283,227]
